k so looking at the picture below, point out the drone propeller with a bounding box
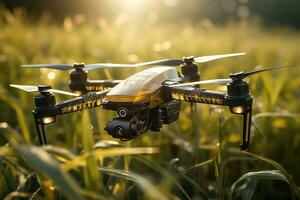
[172,65,293,87]
[22,52,245,71]
[10,84,79,96]
[84,52,246,70]
[193,52,246,63]
[241,65,291,77]
[22,64,74,70]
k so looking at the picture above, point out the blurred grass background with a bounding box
[1,1,300,199]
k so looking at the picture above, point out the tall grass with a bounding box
[1,8,300,199]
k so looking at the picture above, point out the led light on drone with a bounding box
[230,106,245,114]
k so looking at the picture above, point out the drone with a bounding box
[10,52,291,150]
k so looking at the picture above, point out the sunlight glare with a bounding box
[47,72,56,80]
[123,0,146,9]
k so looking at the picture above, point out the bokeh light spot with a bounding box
[127,54,139,62]
[47,72,56,80]
[123,0,146,9]
[163,0,179,8]
[237,5,250,18]
[0,122,8,128]
[238,0,249,4]
[221,0,237,14]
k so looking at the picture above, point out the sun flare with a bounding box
[122,0,147,9]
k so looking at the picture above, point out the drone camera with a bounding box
[105,117,143,139]
[117,107,129,118]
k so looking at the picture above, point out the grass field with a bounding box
[1,10,300,199]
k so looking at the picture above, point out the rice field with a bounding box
[1,10,300,199]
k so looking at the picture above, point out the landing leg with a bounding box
[34,119,47,145]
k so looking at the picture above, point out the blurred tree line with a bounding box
[2,0,300,27]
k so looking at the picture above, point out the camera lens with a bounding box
[115,126,124,137]
[117,107,128,118]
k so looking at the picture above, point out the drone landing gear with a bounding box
[105,116,145,139]
[34,119,47,145]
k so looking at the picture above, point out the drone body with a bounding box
[103,67,181,140]
[105,67,178,104]
[11,52,291,150]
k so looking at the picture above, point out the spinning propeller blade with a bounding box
[172,65,293,87]
[9,84,40,92]
[10,84,79,96]
[22,64,73,70]
[172,79,232,87]
[83,63,141,71]
[193,52,246,63]
[22,52,245,71]
[84,52,245,70]
[242,65,292,77]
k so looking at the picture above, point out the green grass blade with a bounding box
[63,147,159,170]
[99,167,169,200]
[242,151,300,199]
[175,158,215,178]
[4,191,43,200]
[42,145,76,162]
[0,122,26,145]
[15,145,85,200]
[81,110,102,191]
[135,156,192,200]
[0,84,31,142]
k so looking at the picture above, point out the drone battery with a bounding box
[161,100,181,124]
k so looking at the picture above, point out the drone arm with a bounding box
[169,86,226,106]
[32,90,108,145]
[55,90,108,115]
[84,80,122,92]
[33,90,109,120]
[69,79,121,94]
[167,86,253,150]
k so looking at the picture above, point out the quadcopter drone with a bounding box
[10,52,291,150]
